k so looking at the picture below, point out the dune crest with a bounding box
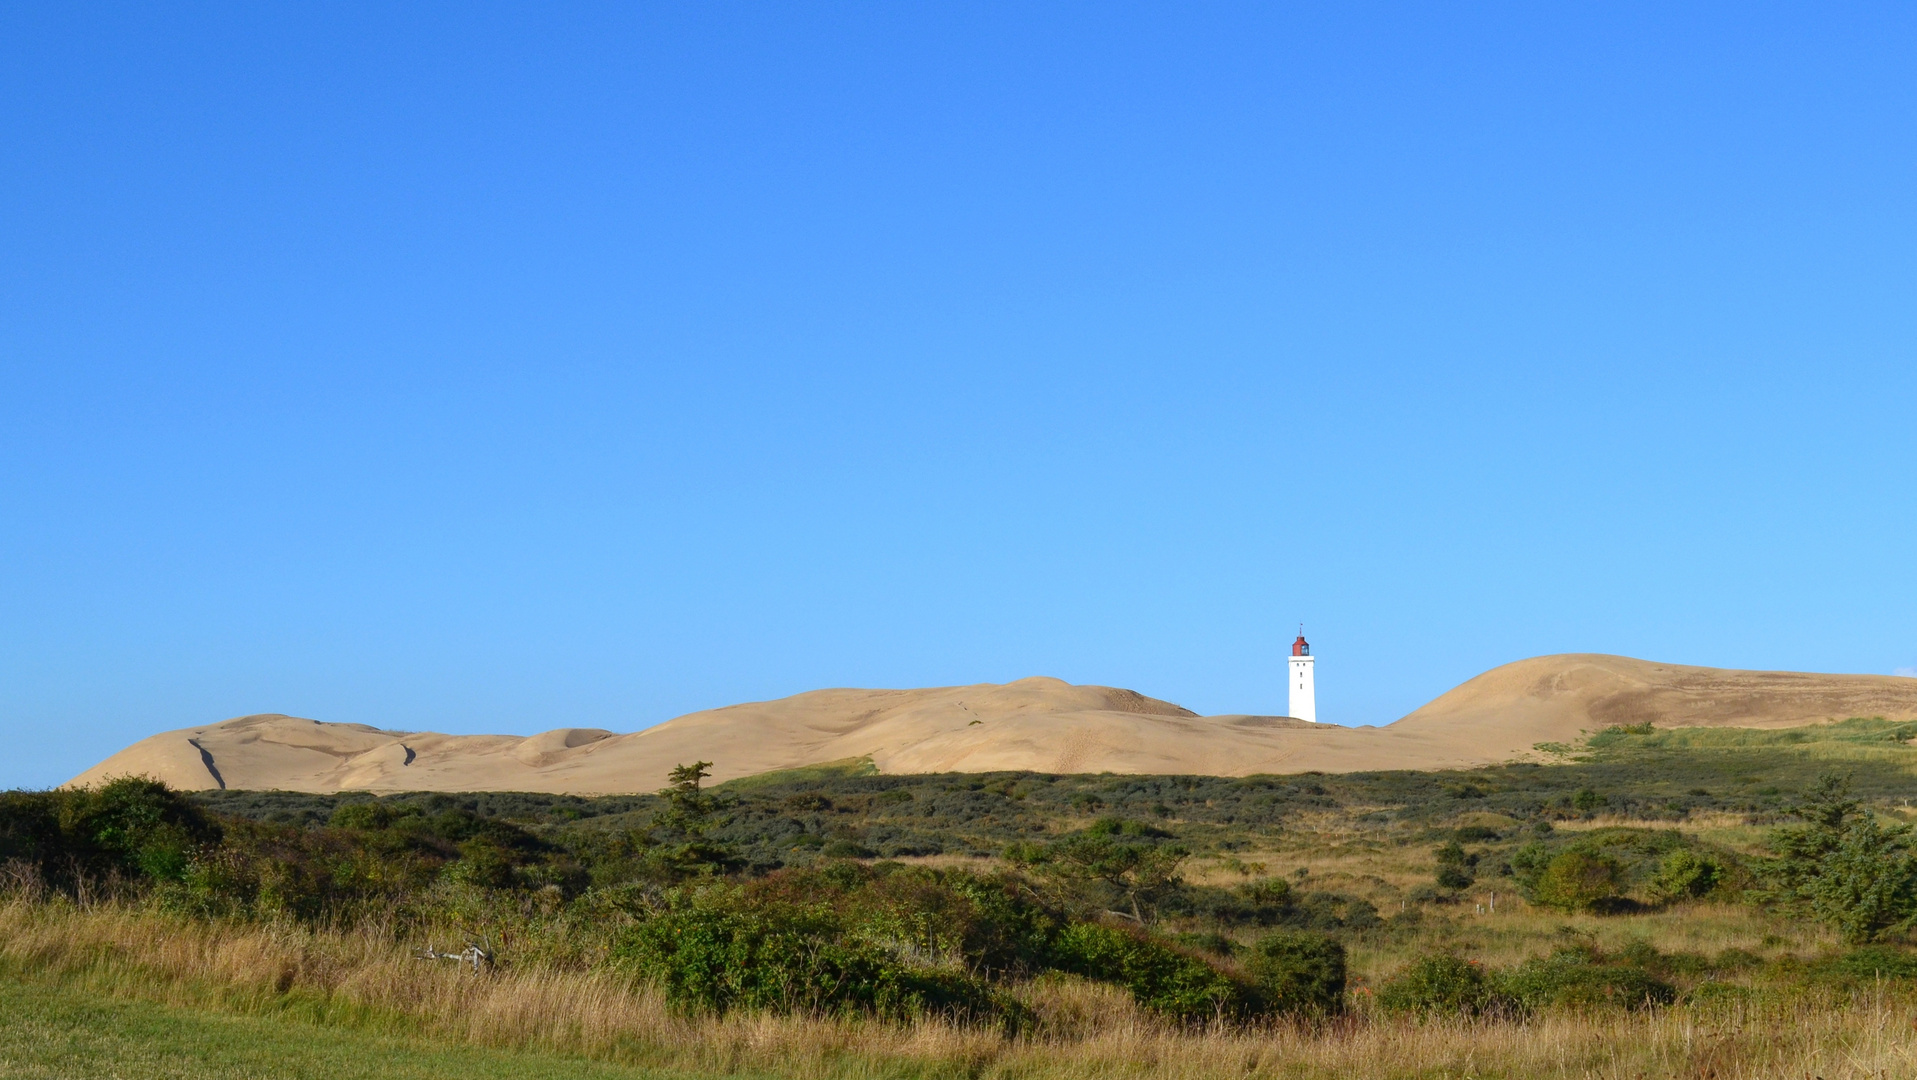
[67,656,1917,793]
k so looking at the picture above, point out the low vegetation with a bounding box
[7,718,1917,1077]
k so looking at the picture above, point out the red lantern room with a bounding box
[1291,632,1310,657]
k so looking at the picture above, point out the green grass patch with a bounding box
[0,980,717,1080]
[716,757,882,792]
[1587,718,1917,765]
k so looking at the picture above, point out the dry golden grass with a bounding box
[4,898,1917,1079]
[1346,901,1835,981]
[1196,810,1430,897]
[1548,815,1771,850]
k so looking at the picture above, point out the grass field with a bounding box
[0,979,710,1080]
[5,898,1917,1080]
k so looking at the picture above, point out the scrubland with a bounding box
[9,719,1917,1079]
[4,897,1916,1079]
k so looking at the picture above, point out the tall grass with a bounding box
[4,898,1914,1079]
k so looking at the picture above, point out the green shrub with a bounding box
[1017,831,1190,924]
[1,777,227,892]
[818,840,874,858]
[611,894,1008,1022]
[1047,922,1242,1021]
[1509,840,1552,892]
[156,847,257,917]
[1649,849,1721,902]
[444,840,519,889]
[1804,821,1917,944]
[1533,851,1625,912]
[1684,981,1754,1006]
[1376,955,1500,1017]
[1244,931,1345,1016]
[1084,818,1173,839]
[1433,841,1475,891]
[749,862,1062,976]
[1237,876,1293,905]
[1813,945,1917,983]
[1172,931,1236,957]
[1766,775,1917,943]
[328,802,420,831]
[1499,949,1675,1011]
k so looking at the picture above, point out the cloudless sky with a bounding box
[4,2,1916,788]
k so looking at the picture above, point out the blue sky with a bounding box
[4,3,1915,788]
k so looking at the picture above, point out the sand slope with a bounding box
[67,656,1917,793]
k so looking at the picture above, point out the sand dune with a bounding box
[67,655,1917,794]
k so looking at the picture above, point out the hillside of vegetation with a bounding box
[15,717,1917,1077]
[68,655,1917,793]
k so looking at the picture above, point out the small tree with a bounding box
[648,762,740,880]
[1434,840,1475,890]
[1376,955,1498,1017]
[1815,819,1917,943]
[660,762,716,830]
[1766,773,1865,898]
[1014,833,1189,924]
[1766,773,1917,943]
[1245,930,1346,1016]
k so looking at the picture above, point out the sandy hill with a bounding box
[67,655,1917,794]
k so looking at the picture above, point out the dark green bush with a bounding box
[1684,981,1754,1005]
[1047,922,1242,1021]
[1375,955,1500,1017]
[1649,849,1721,902]
[1813,945,1917,984]
[1509,840,1551,890]
[1084,818,1173,839]
[1237,876,1293,905]
[1014,829,1190,924]
[0,793,65,886]
[1433,841,1475,890]
[1532,851,1625,912]
[1766,775,1917,943]
[1807,821,1917,944]
[727,861,1251,1021]
[1244,931,1345,1016]
[747,862,1062,976]
[0,778,222,893]
[328,802,421,831]
[1499,949,1675,1011]
[611,893,1010,1023]
[1172,931,1236,956]
[445,839,520,889]
[159,846,256,917]
[818,839,874,858]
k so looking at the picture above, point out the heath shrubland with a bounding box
[8,722,1917,1077]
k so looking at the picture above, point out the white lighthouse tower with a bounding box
[1288,628,1316,723]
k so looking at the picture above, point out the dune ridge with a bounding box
[67,655,1917,793]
